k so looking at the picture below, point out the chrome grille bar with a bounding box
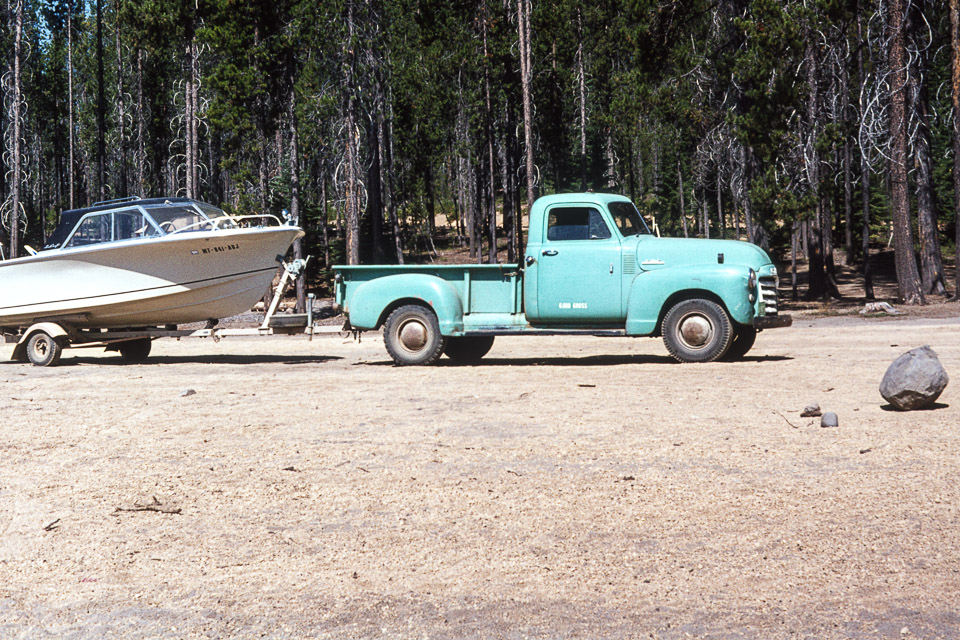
[759,277,779,315]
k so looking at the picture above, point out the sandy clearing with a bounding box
[1,317,959,639]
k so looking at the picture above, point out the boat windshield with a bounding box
[64,209,160,248]
[145,204,214,233]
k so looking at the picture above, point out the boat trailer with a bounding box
[3,258,341,367]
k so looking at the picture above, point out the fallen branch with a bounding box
[112,496,182,516]
[774,410,800,429]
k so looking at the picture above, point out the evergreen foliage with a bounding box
[2,0,959,301]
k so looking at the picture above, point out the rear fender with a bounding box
[625,266,755,336]
[346,274,464,335]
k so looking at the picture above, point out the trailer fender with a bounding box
[11,322,72,362]
[347,274,464,335]
[624,265,755,336]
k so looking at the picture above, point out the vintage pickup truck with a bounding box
[334,192,791,365]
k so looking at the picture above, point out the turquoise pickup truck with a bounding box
[334,193,791,365]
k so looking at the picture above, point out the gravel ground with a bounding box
[1,315,959,639]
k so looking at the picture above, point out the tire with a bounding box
[662,299,733,363]
[383,304,447,366]
[723,326,757,361]
[26,331,63,367]
[118,338,152,363]
[443,336,495,363]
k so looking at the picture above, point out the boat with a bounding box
[0,197,304,331]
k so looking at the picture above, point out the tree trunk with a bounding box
[951,0,960,297]
[115,2,127,197]
[367,113,384,263]
[96,0,107,201]
[482,1,497,264]
[344,1,360,265]
[803,29,827,299]
[911,2,946,296]
[840,39,854,265]
[7,0,24,258]
[384,101,404,263]
[136,48,145,197]
[716,170,723,240]
[887,0,925,305]
[577,7,587,191]
[321,169,330,266]
[68,2,75,209]
[857,7,875,299]
[677,160,689,238]
[518,0,536,210]
[742,144,756,244]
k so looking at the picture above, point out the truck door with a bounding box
[531,205,623,324]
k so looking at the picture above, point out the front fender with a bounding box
[624,265,755,335]
[11,322,72,362]
[346,274,464,335]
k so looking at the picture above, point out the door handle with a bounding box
[542,249,558,256]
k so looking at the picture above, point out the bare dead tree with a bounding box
[887,0,925,304]
[856,4,875,299]
[908,0,946,296]
[67,0,75,208]
[950,0,960,297]
[2,0,26,258]
[517,0,536,210]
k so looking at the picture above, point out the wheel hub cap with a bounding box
[398,320,428,351]
[679,314,712,348]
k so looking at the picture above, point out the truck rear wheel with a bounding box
[26,331,64,367]
[723,326,757,361]
[383,304,446,366]
[443,336,495,363]
[662,299,733,363]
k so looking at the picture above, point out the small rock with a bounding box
[820,412,838,428]
[179,389,197,398]
[879,346,949,410]
[800,403,822,417]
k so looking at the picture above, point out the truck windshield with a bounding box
[608,202,652,237]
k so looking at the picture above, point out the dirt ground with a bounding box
[2,313,960,639]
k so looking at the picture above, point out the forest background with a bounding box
[3,0,960,311]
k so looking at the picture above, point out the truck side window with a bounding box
[547,207,612,241]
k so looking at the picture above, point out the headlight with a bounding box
[747,268,757,290]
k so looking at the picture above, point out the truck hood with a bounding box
[633,236,774,271]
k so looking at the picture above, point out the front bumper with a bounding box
[753,314,793,330]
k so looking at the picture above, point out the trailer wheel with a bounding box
[722,326,757,361]
[383,304,446,366]
[118,338,152,363]
[443,336,495,363]
[26,331,64,367]
[662,299,733,363]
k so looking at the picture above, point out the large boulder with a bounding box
[879,346,949,410]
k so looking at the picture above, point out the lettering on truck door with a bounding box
[534,205,622,324]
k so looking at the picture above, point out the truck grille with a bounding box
[759,277,778,315]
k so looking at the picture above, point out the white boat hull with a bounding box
[0,226,303,329]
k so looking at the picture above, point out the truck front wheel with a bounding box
[662,299,733,363]
[383,304,447,366]
[444,336,495,363]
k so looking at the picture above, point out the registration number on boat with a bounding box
[199,243,240,255]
